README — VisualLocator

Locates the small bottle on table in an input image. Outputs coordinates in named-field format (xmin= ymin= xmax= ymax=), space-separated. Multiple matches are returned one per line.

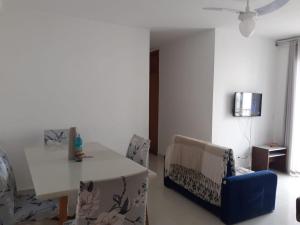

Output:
xmin=74 ymin=134 xmax=84 ymax=162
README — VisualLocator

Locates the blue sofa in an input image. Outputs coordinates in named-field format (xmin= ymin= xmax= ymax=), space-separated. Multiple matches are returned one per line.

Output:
xmin=221 ymin=170 xmax=277 ymax=224
xmin=165 ymin=161 xmax=277 ymax=225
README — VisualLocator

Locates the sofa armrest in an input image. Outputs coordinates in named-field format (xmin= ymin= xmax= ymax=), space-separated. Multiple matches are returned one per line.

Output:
xmin=221 ymin=170 xmax=277 ymax=225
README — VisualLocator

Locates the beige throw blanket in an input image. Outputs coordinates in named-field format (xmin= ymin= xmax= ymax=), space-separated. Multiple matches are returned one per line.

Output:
xmin=165 ymin=135 xmax=235 ymax=206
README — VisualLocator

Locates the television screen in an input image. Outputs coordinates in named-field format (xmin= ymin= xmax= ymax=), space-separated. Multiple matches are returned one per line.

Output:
xmin=233 ymin=92 xmax=262 ymax=117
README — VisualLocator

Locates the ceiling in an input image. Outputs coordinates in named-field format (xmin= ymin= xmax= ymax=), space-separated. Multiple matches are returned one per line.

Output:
xmin=4 ymin=0 xmax=300 ymax=48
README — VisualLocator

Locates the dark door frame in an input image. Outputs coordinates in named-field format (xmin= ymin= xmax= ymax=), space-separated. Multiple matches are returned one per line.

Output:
xmin=149 ymin=50 xmax=159 ymax=155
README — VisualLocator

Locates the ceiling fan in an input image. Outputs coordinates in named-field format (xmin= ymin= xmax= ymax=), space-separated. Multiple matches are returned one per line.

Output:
xmin=203 ymin=0 xmax=290 ymax=37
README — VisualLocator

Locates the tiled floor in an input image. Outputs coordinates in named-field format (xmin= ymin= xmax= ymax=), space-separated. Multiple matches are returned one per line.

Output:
xmin=23 ymin=154 xmax=300 ymax=225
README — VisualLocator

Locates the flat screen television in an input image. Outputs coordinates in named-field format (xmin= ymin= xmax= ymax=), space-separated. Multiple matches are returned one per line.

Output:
xmin=233 ymin=92 xmax=262 ymax=117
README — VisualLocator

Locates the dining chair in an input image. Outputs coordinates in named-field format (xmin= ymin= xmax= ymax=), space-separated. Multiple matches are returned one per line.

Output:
xmin=126 ymin=135 xmax=151 ymax=168
xmin=64 ymin=171 xmax=148 ymax=225
xmin=0 ymin=148 xmax=58 ymax=224
xmin=44 ymin=129 xmax=69 ymax=145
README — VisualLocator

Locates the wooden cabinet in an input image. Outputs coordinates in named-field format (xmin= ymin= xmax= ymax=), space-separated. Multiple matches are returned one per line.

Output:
xmin=252 ymin=146 xmax=287 ymax=172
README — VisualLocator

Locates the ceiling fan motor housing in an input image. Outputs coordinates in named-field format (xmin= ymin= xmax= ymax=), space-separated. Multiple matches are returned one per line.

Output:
xmin=238 ymin=11 xmax=257 ymax=22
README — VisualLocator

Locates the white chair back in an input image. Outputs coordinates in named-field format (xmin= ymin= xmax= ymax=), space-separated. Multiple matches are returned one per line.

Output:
xmin=126 ymin=135 xmax=150 ymax=168
xmin=75 ymin=171 xmax=148 ymax=225
xmin=44 ymin=129 xmax=69 ymax=145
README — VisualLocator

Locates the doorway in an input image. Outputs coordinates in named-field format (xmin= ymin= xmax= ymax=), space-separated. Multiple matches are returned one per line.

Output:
xmin=149 ymin=50 xmax=159 ymax=155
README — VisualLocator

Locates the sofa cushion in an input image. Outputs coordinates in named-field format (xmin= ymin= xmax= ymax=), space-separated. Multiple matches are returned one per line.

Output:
xmin=165 ymin=135 xmax=236 ymax=207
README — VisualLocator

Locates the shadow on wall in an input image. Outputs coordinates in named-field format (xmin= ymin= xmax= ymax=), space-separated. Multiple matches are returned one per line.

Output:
xmin=227 ymin=92 xmax=235 ymax=117
xmin=150 ymin=28 xmax=211 ymax=49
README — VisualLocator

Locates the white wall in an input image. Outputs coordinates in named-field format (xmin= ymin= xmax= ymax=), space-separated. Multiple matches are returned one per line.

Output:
xmin=273 ymin=45 xmax=289 ymax=143
xmin=0 ymin=11 xmax=150 ymax=190
xmin=158 ymin=30 xmax=215 ymax=155
xmin=212 ymin=28 xmax=284 ymax=167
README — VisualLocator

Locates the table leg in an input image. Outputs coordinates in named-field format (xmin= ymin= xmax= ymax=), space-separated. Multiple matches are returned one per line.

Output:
xmin=59 ymin=196 xmax=68 ymax=225
xmin=146 ymin=207 xmax=149 ymax=225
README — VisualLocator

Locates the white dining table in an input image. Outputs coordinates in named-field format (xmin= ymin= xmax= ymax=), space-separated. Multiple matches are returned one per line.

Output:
xmin=24 ymin=142 xmax=154 ymax=225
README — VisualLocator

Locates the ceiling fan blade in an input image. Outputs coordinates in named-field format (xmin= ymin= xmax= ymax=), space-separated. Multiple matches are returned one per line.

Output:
xmin=203 ymin=7 xmax=241 ymax=14
xmin=255 ymin=0 xmax=290 ymax=16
